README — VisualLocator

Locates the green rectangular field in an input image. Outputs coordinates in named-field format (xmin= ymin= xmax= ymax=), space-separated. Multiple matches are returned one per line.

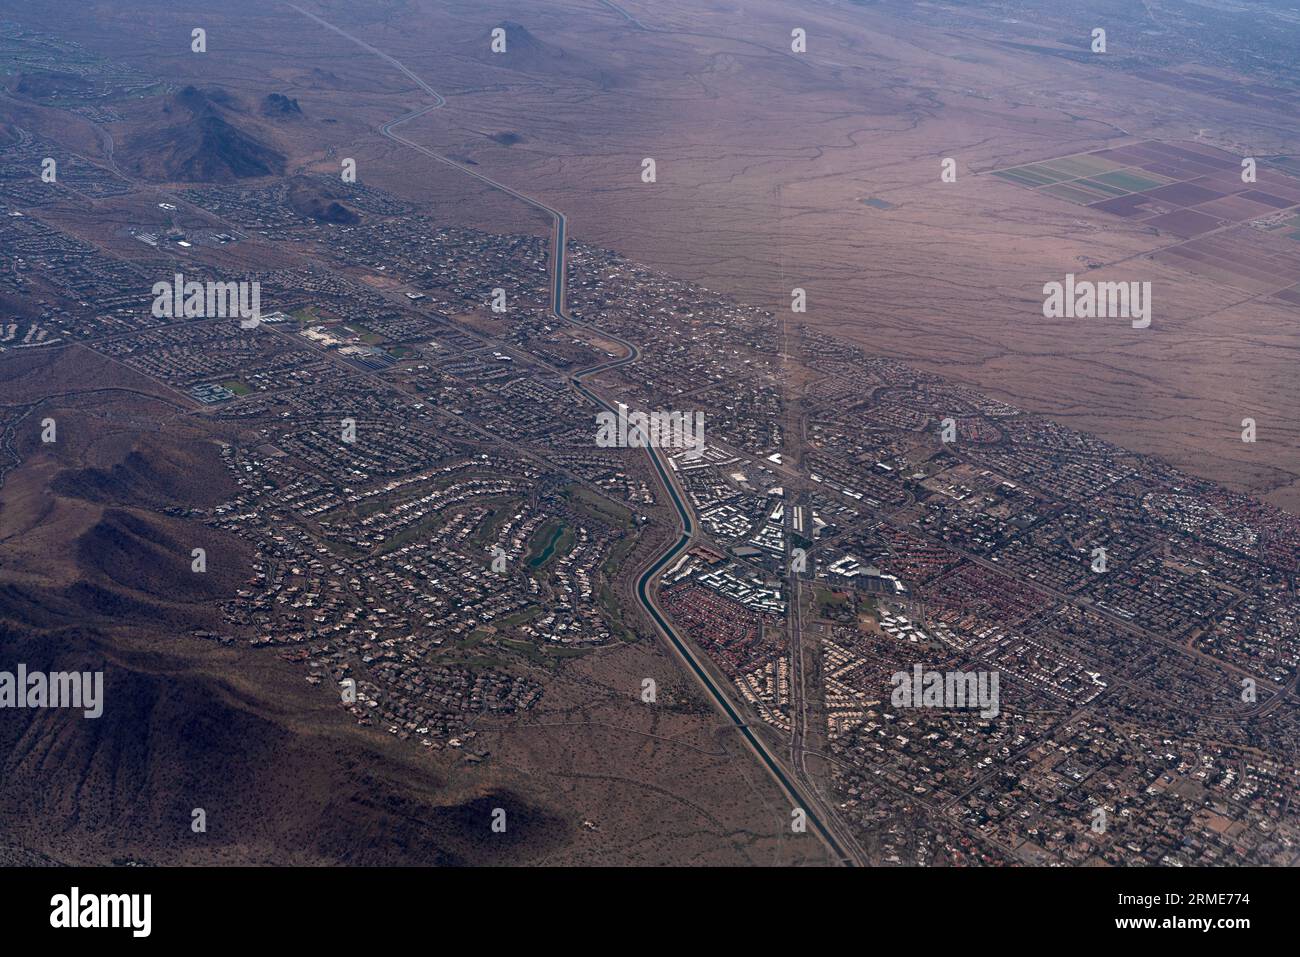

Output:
xmin=1091 ymin=169 xmax=1171 ymax=192
xmin=994 ymin=169 xmax=1044 ymax=187
xmin=1267 ymin=156 xmax=1300 ymax=177
xmin=1075 ymin=177 xmax=1132 ymax=197
xmin=995 ymin=165 xmax=1071 ymax=186
xmin=1037 ymin=154 xmax=1128 ymax=178
xmin=1040 ymin=182 xmax=1113 ymax=205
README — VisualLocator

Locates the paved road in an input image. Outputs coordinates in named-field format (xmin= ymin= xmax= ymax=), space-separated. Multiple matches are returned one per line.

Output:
xmin=288 ymin=2 xmax=857 ymax=866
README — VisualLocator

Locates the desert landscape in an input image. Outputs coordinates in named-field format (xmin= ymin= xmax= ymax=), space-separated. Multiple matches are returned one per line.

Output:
xmin=2 ymin=0 xmax=1299 ymax=874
